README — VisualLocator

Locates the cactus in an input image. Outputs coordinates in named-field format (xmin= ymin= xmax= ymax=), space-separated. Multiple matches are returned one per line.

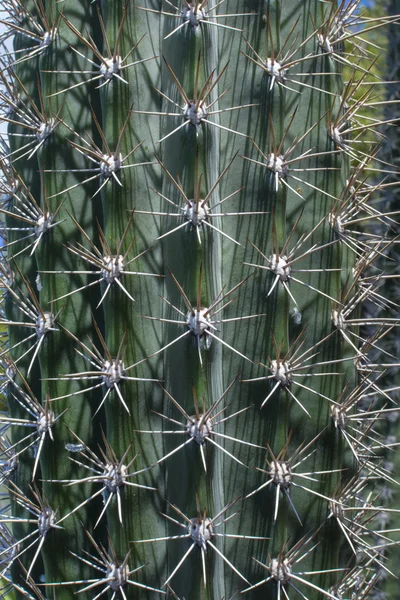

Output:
xmin=0 ymin=0 xmax=399 ymax=599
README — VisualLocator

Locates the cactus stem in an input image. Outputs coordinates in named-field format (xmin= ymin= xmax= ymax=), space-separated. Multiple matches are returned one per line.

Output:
xmin=1 ymin=0 xmax=398 ymax=596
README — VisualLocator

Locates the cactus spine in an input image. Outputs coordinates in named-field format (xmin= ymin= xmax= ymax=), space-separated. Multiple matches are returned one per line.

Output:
xmin=0 ymin=1 xmax=399 ymax=599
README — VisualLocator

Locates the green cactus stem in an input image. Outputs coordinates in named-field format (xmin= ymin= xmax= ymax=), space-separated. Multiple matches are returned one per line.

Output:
xmin=0 ymin=1 xmax=399 ymax=599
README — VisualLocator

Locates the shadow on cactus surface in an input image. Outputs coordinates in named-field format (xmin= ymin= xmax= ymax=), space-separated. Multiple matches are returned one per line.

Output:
xmin=0 ymin=0 xmax=399 ymax=598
